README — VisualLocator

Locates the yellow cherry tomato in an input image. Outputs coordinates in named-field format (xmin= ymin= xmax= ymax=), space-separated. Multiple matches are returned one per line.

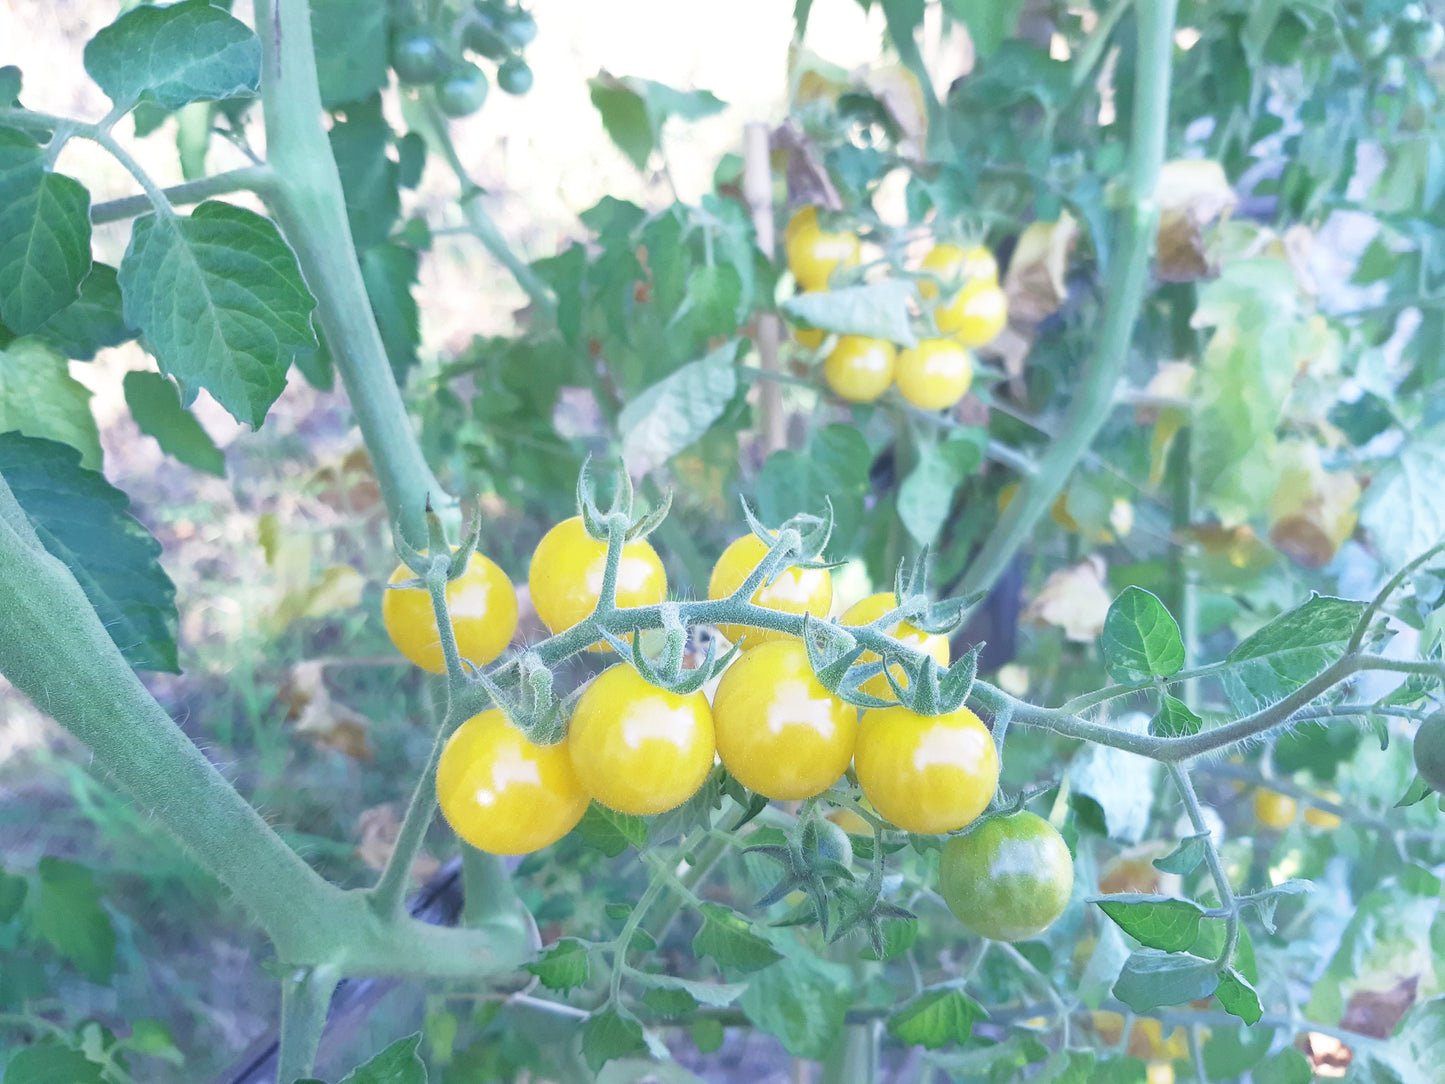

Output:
xmin=938 ymin=279 xmax=1008 ymax=346
xmin=895 ymin=339 xmax=974 ymax=410
xmin=711 ymin=640 xmax=857 ymax=799
xmin=707 ymin=533 xmax=833 ymax=650
xmin=853 ymin=704 xmax=998 ymax=834
xmin=383 ymin=550 xmax=518 ymax=673
xmin=824 ymin=335 xmax=896 ymax=403
xmin=839 ymin=592 xmax=950 ymax=700
xmin=918 ymin=242 xmax=999 ymax=301
xmin=1253 ymin=787 xmax=1298 ymax=829
xmin=527 ymin=516 xmax=666 ymax=650
xmin=785 ymin=206 xmax=861 ymax=292
xmin=566 ymin=664 xmax=716 ymax=815
xmin=436 ymin=709 xmax=589 ymax=854
xmin=793 ymin=325 xmax=827 ymax=351
xmin=783 ymin=205 xmax=817 ymax=246
xmin=1303 ymin=805 xmax=1342 ymax=830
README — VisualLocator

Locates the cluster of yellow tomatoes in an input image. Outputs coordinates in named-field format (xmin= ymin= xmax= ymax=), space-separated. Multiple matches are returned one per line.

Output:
xmin=783 ymin=206 xmax=1009 ymax=411
xmin=380 ymin=517 xmax=1071 ymax=940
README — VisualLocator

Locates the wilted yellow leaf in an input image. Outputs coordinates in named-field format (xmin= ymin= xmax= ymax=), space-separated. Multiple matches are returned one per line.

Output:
xmin=285 ymin=660 xmax=375 ymax=761
xmin=1023 ymin=555 xmax=1112 ymax=642
xmin=1155 ymin=159 xmax=1237 ymax=282
xmin=355 ymin=804 xmax=441 ymax=881
xmin=1268 ymin=440 xmax=1360 ymax=568
xmin=1003 ymin=212 xmax=1079 ymax=324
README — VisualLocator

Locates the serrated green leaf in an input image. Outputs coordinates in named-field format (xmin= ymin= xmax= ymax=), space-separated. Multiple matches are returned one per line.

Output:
xmin=1215 ymin=967 xmax=1263 ymax=1025
xmin=0 ymin=130 xmax=92 ymax=334
xmin=83 ymin=0 xmax=260 ymax=110
xmin=359 ymin=243 xmax=420 ymax=386
xmin=118 ymin=200 xmax=317 ymax=428
xmin=580 ymin=1009 xmax=647 ymax=1072
xmin=897 ymin=436 xmax=981 ymax=547
xmin=311 ymin=0 xmax=388 ymax=109
xmin=1112 ymin=950 xmax=1218 ymax=1012
xmin=691 ymin=903 xmax=782 ymax=972
xmin=1153 ymin=834 xmax=1208 ymax=875
xmin=0 ymin=338 xmax=102 ymax=469
xmin=576 ymin=804 xmax=648 ymax=857
xmin=32 ymin=857 xmax=115 ymax=983
xmin=738 ymin=946 xmax=853 ymax=1060
xmin=1094 ymin=895 xmax=1205 ymax=952
xmin=0 ymin=868 xmax=27 ymax=923
xmin=1 ymin=1046 xmax=107 ymax=1084
xmin=886 ymin=986 xmax=986 ymax=1049
xmin=123 ymin=370 xmax=225 ymax=477
xmin=1221 ymin=594 xmax=1366 ymax=713
xmin=334 ymin=1034 xmax=426 ymax=1084
xmin=331 ymin=107 xmax=400 ymax=250
xmin=1150 ymin=693 xmax=1202 ymax=738
xmin=1102 ymin=587 xmax=1185 ymax=683
xmin=620 ymin=340 xmax=740 ymax=474
xmin=781 ymin=280 xmax=919 ymax=346
xmin=524 ymin=938 xmax=590 ymax=993
xmin=633 ymin=972 xmax=748 ymax=1008
xmin=30 ymin=264 xmax=133 ymax=360
xmin=641 ymin=986 xmax=698 ymax=1017
xmin=0 ymin=432 xmax=178 ymax=672
xmin=1361 ymin=433 xmax=1445 ymax=575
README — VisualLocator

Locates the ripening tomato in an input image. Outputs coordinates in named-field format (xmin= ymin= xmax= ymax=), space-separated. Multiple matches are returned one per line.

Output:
xmin=938 ymin=278 xmax=1008 ymax=347
xmin=894 ymin=339 xmax=973 ymax=410
xmin=1414 ymin=711 xmax=1445 ymax=792
xmin=793 ymin=324 xmax=827 ymax=351
xmin=840 ymin=592 xmax=950 ymax=700
xmin=436 ymin=62 xmax=490 ymax=117
xmin=566 ymin=664 xmax=716 ymax=815
xmin=824 ymin=336 xmax=896 ymax=403
xmin=383 ymin=550 xmax=518 ymax=673
xmin=436 ymin=709 xmax=588 ymax=854
xmin=853 ymin=704 xmax=998 ymax=834
xmin=918 ymin=242 xmax=999 ymax=301
xmin=528 ymin=516 xmax=666 ymax=650
xmin=711 ymin=640 xmax=857 ymax=800
xmin=707 ymin=533 xmax=833 ymax=650
xmin=784 ymin=206 xmax=861 ymax=292
xmin=1253 ymin=787 xmax=1297 ymax=829
xmin=1302 ymin=806 xmax=1342 ymax=830
xmin=938 ymin=811 xmax=1074 ymax=941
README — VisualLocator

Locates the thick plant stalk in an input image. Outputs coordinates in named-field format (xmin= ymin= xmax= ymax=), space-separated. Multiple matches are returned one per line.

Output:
xmin=744 ymin=122 xmax=786 ymax=453
xmin=960 ymin=0 xmax=1179 ymax=597
xmin=277 ymin=965 xmax=341 ymax=1082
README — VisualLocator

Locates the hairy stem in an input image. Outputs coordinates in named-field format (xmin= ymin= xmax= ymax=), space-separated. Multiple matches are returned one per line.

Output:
xmin=277 ymin=964 xmax=340 ymax=1082
xmin=90 ymin=165 xmax=276 ymax=224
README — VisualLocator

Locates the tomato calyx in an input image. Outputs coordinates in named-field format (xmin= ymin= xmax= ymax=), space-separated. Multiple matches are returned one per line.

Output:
xmin=599 ymin=601 xmax=738 ymax=696
xmin=470 ymin=649 xmax=570 ymax=745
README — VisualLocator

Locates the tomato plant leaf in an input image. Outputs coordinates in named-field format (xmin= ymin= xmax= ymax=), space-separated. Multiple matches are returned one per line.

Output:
xmin=691 ymin=903 xmax=782 ymax=973
xmin=0 ymin=129 xmax=92 ymax=335
xmin=1086 ymin=1057 xmax=1148 ymax=1084
xmin=0 ymin=432 xmax=178 ymax=672
xmin=330 ymin=104 xmax=401 ymax=251
xmin=525 ymin=939 xmax=590 ymax=993
xmin=1068 ymin=715 xmax=1158 ymax=843
xmin=1153 ymin=833 xmax=1208 ymax=875
xmin=333 ymin=1034 xmax=426 ymax=1084
xmin=1 ymin=1046 xmax=106 ymax=1084
xmin=0 ymin=868 xmax=27 ymax=923
xmin=123 ymin=371 xmax=226 ymax=477
xmin=31 ymin=857 xmax=115 ymax=984
xmin=359 ymin=243 xmax=421 ymax=386
xmin=1397 ymin=773 xmax=1434 ymax=808
xmin=1036 ymin=1049 xmax=1095 ymax=1083
xmin=632 ymin=972 xmax=748 ymax=1008
xmin=1112 ymin=950 xmax=1218 ymax=1012
xmin=588 ymin=73 xmax=725 ymax=171
xmin=781 ymin=280 xmax=919 ymax=347
xmin=1093 ymin=894 xmax=1205 ymax=952
xmin=897 ymin=434 xmax=983 ymax=547
xmin=1150 ymin=694 xmax=1202 ymax=739
xmin=886 ymin=985 xmax=986 ymax=1049
xmin=1361 ymin=432 xmax=1445 ymax=575
xmin=27 ymin=264 xmax=134 ymax=361
xmin=1251 ymin=1049 xmax=1312 ymax=1084
xmin=738 ymin=946 xmax=852 ymax=1060
xmin=944 ymin=0 xmax=1027 ymax=58
xmin=691 ymin=1017 xmax=724 ymax=1055
xmin=579 ymin=1008 xmax=648 ymax=1072
xmin=0 ymin=339 xmax=103 ymax=470
xmin=1203 ymin=1024 xmax=1274 ymax=1077
xmin=1221 ymin=594 xmax=1365 ymax=713
xmin=620 ymin=340 xmax=740 ymax=474
xmin=576 ymin=803 xmax=648 ymax=856
xmin=118 ymin=200 xmax=318 ymax=429
xmin=1215 ymin=967 xmax=1263 ymax=1025
xmin=755 ymin=425 xmax=873 ymax=556
xmin=311 ymin=0 xmax=388 ymax=109
xmin=83 ymin=0 xmax=260 ymax=111
xmin=1101 ymin=587 xmax=1185 ymax=683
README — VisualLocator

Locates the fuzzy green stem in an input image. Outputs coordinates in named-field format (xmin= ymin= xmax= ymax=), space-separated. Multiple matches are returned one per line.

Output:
xmin=277 ymin=964 xmax=340 ymax=1082
xmin=1168 ymin=764 xmax=1237 ymax=965
xmin=89 ymin=166 xmax=276 ymax=224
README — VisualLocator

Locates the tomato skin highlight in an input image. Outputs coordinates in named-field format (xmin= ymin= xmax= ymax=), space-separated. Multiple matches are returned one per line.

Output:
xmin=894 ymin=339 xmax=973 ymax=410
xmin=436 ymin=709 xmax=589 ymax=854
xmin=853 ymin=705 xmax=998 ymax=834
xmin=567 ymin=664 xmax=716 ymax=815
xmin=707 ymin=533 xmax=833 ymax=650
xmin=824 ymin=336 xmax=896 ymax=403
xmin=938 ymin=811 xmax=1074 ymax=942
xmin=939 ymin=279 xmax=1008 ymax=347
xmin=711 ymin=640 xmax=857 ymax=800
xmin=839 ymin=592 xmax=950 ymax=700
xmin=383 ymin=551 xmax=518 ymax=673
xmin=528 ymin=516 xmax=666 ymax=650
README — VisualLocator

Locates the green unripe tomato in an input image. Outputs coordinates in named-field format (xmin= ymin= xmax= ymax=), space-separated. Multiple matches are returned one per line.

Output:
xmin=497 ymin=56 xmax=534 ymax=95
xmin=436 ymin=62 xmax=490 ymax=117
xmin=938 ymin=811 xmax=1074 ymax=942
xmin=463 ymin=20 xmax=510 ymax=61
xmin=814 ymin=819 xmax=853 ymax=869
xmin=499 ymin=9 xmax=538 ymax=48
xmin=391 ymin=27 xmax=448 ymax=86
xmin=1413 ymin=711 xmax=1445 ymax=793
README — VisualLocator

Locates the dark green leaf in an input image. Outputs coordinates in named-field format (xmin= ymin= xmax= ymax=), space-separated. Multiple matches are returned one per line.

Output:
xmin=579 ymin=1009 xmax=647 ymax=1072
xmin=1102 ymin=587 xmax=1186 ymax=683
xmin=641 ymin=986 xmax=698 ymax=1017
xmin=119 ymin=201 xmax=318 ymax=428
xmin=0 ymin=66 xmax=19 ymax=105
xmin=897 ymin=436 xmax=980 ymax=547
xmin=1112 ymin=951 xmax=1218 ymax=1012
xmin=781 ymin=280 xmax=919 ymax=346
xmin=395 ymin=133 xmax=426 ymax=190
xmin=0 ymin=868 xmax=26 ymax=922
xmin=1086 ymin=1057 xmax=1147 ymax=1084
xmin=1068 ymin=717 xmax=1159 ymax=842
xmin=691 ymin=1017 xmax=724 ymax=1054
xmin=691 ymin=903 xmax=782 ymax=973
xmin=0 ymin=432 xmax=178 ymax=671
xmin=619 ymin=340 xmax=739 ymax=473
xmin=588 ymin=73 xmax=725 ymax=171
xmin=1151 ymin=694 xmax=1202 ymax=739
xmin=334 ymin=1034 xmax=426 ymax=1084
xmin=83 ymin=0 xmax=260 ymax=109
xmin=32 ymin=857 xmax=115 ymax=983
xmin=360 ymin=244 xmax=420 ymax=385
xmin=0 ymin=130 xmax=91 ymax=334
xmin=1215 ymin=968 xmax=1263 ymax=1025
xmin=1153 ymin=834 xmax=1208 ymax=875
xmin=525 ymin=939 xmax=590 ymax=992
xmin=331 ymin=107 xmax=400 ymax=250
xmin=311 ymin=0 xmax=388 ymax=108
xmin=1 ymin=1046 xmax=106 ymax=1084
xmin=576 ymin=804 xmax=648 ymax=857
xmin=1222 ymin=594 xmax=1366 ymax=713
xmin=1252 ymin=1049 xmax=1312 ymax=1084
xmin=886 ymin=986 xmax=986 ymax=1049
xmin=0 ymin=339 xmax=102 ymax=469
xmin=739 ymin=948 xmax=852 ymax=1060
xmin=123 ymin=371 xmax=226 ymax=477
xmin=633 ymin=972 xmax=747 ymax=1008
xmin=30 ymin=264 xmax=133 ymax=360
xmin=944 ymin=0 xmax=1026 ymax=57
xmin=1094 ymin=895 xmax=1205 ymax=953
